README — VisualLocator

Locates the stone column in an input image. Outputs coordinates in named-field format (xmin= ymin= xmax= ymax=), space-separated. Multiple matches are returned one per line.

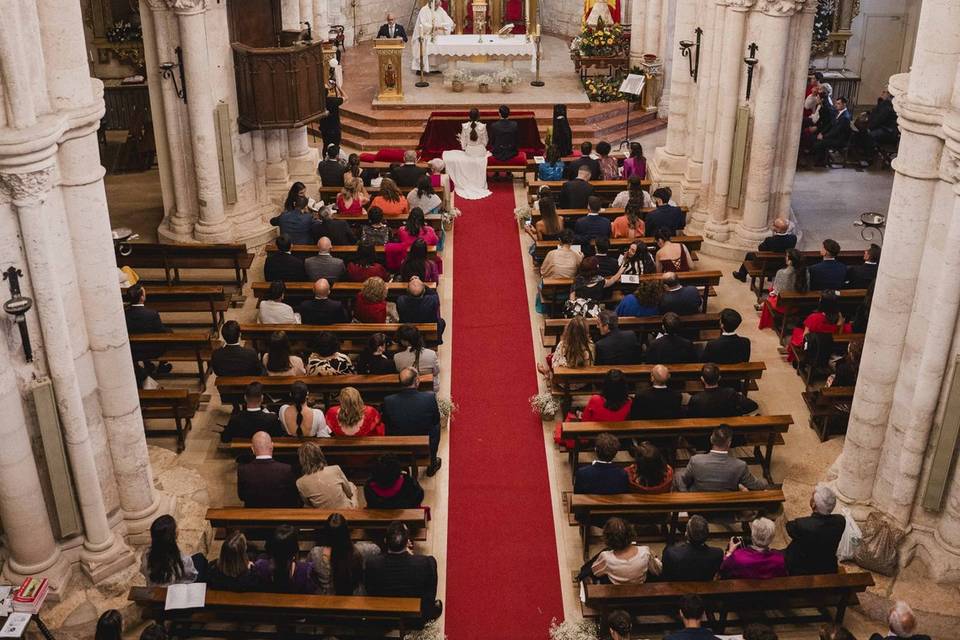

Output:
xmin=652 ymin=0 xmax=696 ymax=186
xmin=138 ymin=0 xmax=176 ymax=221
xmin=168 ymin=0 xmax=232 ymax=242
xmin=678 ymin=0 xmax=717 ymax=204
xmin=644 ymin=0 xmax=662 ymax=62
xmin=629 ymin=0 xmax=646 ymax=67
xmin=266 ymin=130 xmax=290 ymax=186
xmin=314 ymin=0 xmax=331 ymax=43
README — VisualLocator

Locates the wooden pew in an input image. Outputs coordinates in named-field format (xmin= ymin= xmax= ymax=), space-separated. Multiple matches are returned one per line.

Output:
xmin=790 ymin=333 xmax=864 ymax=386
xmin=317 ymin=184 xmax=381 ymax=201
xmin=570 ymin=490 xmax=785 ymax=558
xmin=215 ymin=374 xmax=433 ymax=409
xmin=530 ymin=206 xmax=690 ymax=226
xmin=239 ymin=323 xmax=440 ymax=352
xmin=123 ymin=285 xmax=229 ymax=333
xmin=541 ymin=270 xmax=721 ymax=317
xmin=769 ymin=289 xmax=866 ymax=339
xmin=533 ymin=235 xmax=703 ymax=261
xmin=542 ymin=313 xmax=720 ymax=347
xmin=581 ymin=572 xmax=875 ymax=632
xmin=251 ymin=281 xmax=436 ymax=303
xmin=525 ymin=174 xmax=650 ymax=203
xmin=116 ymin=242 xmax=254 ymax=287
xmin=561 ymin=415 xmax=794 ymax=482
xmin=226 ymin=436 xmax=431 ymax=478
xmin=802 ymin=386 xmax=854 ymax=441
xmin=129 ymin=586 xmax=423 ymax=638
xmin=129 ymin=332 xmax=215 ymax=388
xmin=746 ymin=249 xmax=867 ymax=296
xmin=139 ymin=389 xmax=201 ymax=453
xmin=206 ymin=507 xmax=428 ymax=542
xmin=265 ymin=242 xmax=437 ymax=260
xmin=282 ymin=210 xmax=442 ymax=230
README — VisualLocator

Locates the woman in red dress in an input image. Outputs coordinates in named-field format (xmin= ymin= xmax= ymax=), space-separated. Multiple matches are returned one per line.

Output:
xmin=353 ymin=276 xmax=387 ymax=323
xmin=556 ymin=369 xmax=632 ymax=448
xmin=787 ymin=290 xmax=851 ymax=363
xmin=336 ymin=177 xmax=367 ymax=217
xmin=759 ymin=249 xmax=808 ymax=331
xmin=654 ymin=227 xmax=693 ymax=273
xmin=346 ymin=240 xmax=390 ymax=283
xmin=325 ymin=387 xmax=385 ymax=437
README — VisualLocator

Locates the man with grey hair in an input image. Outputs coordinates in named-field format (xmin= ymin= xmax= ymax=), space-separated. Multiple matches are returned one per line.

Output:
xmin=661 ymin=514 xmax=723 ymax=581
xmin=391 ymin=150 xmax=428 ymax=188
xmin=870 ymin=601 xmax=931 ymax=640
xmin=732 ymin=217 xmax=798 ymax=282
xmin=784 ymin=484 xmax=846 ymax=575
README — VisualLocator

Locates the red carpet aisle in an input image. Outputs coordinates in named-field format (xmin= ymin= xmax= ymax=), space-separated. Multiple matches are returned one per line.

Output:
xmin=445 ymin=182 xmax=564 ymax=638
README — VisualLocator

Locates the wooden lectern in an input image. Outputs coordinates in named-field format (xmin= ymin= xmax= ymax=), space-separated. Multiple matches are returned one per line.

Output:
xmin=374 ymin=39 xmax=405 ymax=102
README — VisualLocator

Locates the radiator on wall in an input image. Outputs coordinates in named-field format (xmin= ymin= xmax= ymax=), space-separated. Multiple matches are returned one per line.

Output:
xmin=31 ymin=378 xmax=82 ymax=539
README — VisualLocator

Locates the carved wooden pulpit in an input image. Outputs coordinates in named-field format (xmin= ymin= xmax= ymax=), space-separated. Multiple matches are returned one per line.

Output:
xmin=374 ymin=39 xmax=405 ymax=102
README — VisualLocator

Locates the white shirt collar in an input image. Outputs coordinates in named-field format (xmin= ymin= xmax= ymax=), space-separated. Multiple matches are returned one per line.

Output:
xmin=592 ymin=459 xmax=613 ymax=465
xmin=132 ymin=303 xmax=145 ymax=307
xmin=652 ymin=384 xmax=668 ymax=389
xmin=255 ymin=455 xmax=272 ymax=460
xmin=709 ymin=449 xmax=728 ymax=455
xmin=225 ymin=341 xmax=241 ymax=347
xmin=721 ymin=331 xmax=738 ymax=336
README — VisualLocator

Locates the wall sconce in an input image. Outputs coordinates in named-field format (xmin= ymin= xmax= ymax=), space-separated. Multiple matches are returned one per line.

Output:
xmin=159 ymin=46 xmax=187 ymax=103
xmin=3 ymin=267 xmax=34 ymax=363
xmin=679 ymin=27 xmax=703 ymax=82
xmin=301 ymin=21 xmax=312 ymax=42
xmin=744 ymin=42 xmax=759 ymax=100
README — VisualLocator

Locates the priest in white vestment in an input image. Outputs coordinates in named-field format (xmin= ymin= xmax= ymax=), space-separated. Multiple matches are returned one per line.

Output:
xmin=411 ymin=0 xmax=456 ymax=72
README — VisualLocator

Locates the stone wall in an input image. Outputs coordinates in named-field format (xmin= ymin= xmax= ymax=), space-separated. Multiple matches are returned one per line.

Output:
xmin=540 ymin=0 xmax=584 ymax=37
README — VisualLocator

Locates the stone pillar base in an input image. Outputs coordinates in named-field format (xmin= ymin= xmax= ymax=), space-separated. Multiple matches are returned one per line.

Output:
xmin=733 ymin=220 xmax=770 ymax=249
xmin=266 ymin=162 xmax=290 ymax=186
xmin=122 ymin=491 xmax=174 ymax=545
xmin=78 ymin=537 xmax=136 ymax=584
xmin=703 ymin=218 xmax=733 ymax=244
xmin=650 ymin=147 xmax=687 ymax=188
xmin=679 ymin=160 xmax=703 ymax=204
xmin=287 ymin=148 xmax=320 ymax=185
xmin=193 ymin=218 xmax=234 ymax=243
xmin=3 ymin=553 xmax=73 ymax=601
xmin=230 ymin=201 xmax=280 ymax=247
xmin=158 ymin=221 xmax=196 ymax=244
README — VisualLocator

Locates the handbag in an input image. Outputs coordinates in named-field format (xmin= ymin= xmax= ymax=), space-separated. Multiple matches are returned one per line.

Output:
xmin=853 ymin=511 xmax=905 ymax=576
xmin=836 ymin=507 xmax=862 ymax=561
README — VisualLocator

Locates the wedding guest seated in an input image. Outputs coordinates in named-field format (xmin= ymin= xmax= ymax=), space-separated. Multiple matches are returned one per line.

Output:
xmin=743 ymin=624 xmax=779 ymax=640
xmin=305 ymin=237 xmax=347 ymax=283
xmin=732 ymin=218 xmax=797 ymax=282
xmin=593 ymin=238 xmax=620 ymax=277
xmin=207 ymin=531 xmax=258 ymax=592
xmin=542 ymin=315 xmax=595 ymax=378
xmin=221 ymin=381 xmax=284 ymax=442
xmin=390 ymin=150 xmax=428 ymax=188
xmin=580 ymin=369 xmax=634 ymax=422
xmin=644 ymin=313 xmax=699 ymax=364
xmin=346 ymin=240 xmax=389 ymax=282
xmin=559 ymin=165 xmax=595 ymax=209
xmin=758 ymin=248 xmax=808 ymax=329
xmin=664 ymin=595 xmax=721 ymax=640
xmin=356 ymin=333 xmax=396 ymax=375
xmin=326 ymin=386 xmax=385 ymax=437
xmin=265 ymin=235 xmax=307 ymax=282
xmin=253 ymin=525 xmax=318 ymax=594
xmin=394 ymin=324 xmax=440 ymax=390
xmin=611 ymin=200 xmax=647 ymax=239
xmin=400 ymin=238 xmax=440 ymax=283
xmin=270 ymin=194 xmax=313 ymax=245
xmin=95 ymin=610 xmax=123 ymax=640
xmin=583 ymin=517 xmax=661 ymax=584
xmin=355 ymin=277 xmax=388 ymax=323
xmin=851 ymin=282 xmax=873 ymax=333
xmin=311 ymin=207 xmax=356 ymax=245
xmin=125 ymin=284 xmax=173 ymax=381
xmin=564 ymin=141 xmax=601 ymax=180
xmin=605 ymin=610 xmax=633 ymax=640
xmin=382 ymin=368 xmax=442 ymax=475
xmin=397 ymin=277 xmax=446 ymax=339
xmin=297 ymin=440 xmax=359 ymax=509
xmin=307 ymin=332 xmax=356 ymax=375
xmin=397 ymin=207 xmax=439 ymax=246
xmin=427 ymin=158 xmax=451 ymax=194
xmin=364 ymin=454 xmax=425 ymax=509
xmin=212 ymin=322 xmax=263 ymax=407
xmin=300 ymin=278 xmax=349 ymax=325
xmin=645 ymin=188 xmax=686 ymax=238
xmin=869 ymin=601 xmax=932 ymax=640
xmin=596 ymin=310 xmax=642 ymax=365
xmin=524 ymin=196 xmax=565 ymax=242
xmin=566 ymin=256 xmax=625 ymax=314
xmin=626 ymin=441 xmax=673 ymax=493
xmin=538 ymin=144 xmax=565 ymax=181
xmin=611 ymin=174 xmax=653 ymax=209
xmin=574 ymin=433 xmax=630 ymax=494
xmin=787 ymin=290 xmax=850 ymax=363
xmin=318 ymin=144 xmax=346 ymax=187
xmin=661 ymin=515 xmax=723 ymax=581
xmin=139 ymin=624 xmax=168 ymax=640
xmin=655 ymin=227 xmax=693 ymax=273
xmin=360 ymin=207 xmax=392 ymax=245
xmin=845 ymin=243 xmax=880 ymax=289
xmin=618 ymin=241 xmax=658 ymax=279
xmin=336 ymin=177 xmax=367 ymax=217
xmin=343 ymin=153 xmax=368 ymax=191
xmin=628 ymin=365 xmax=683 ymax=420
xmin=238 ymin=431 xmax=303 ymax=507
xmin=719 ymin=517 xmax=787 ymax=579
xmin=785 ymin=484 xmax=846 ymax=575
xmin=808 ymin=239 xmax=847 ymax=290
xmin=141 ymin=514 xmax=203 ymax=586
xmin=574 ymin=196 xmax=613 ymax=242
xmin=674 ymin=426 xmax=767 ymax=491
xmin=309 ymin=514 xmax=380 ymax=595
xmin=830 ymin=340 xmax=862 ymax=387
xmin=540 ymin=229 xmax=583 ymax=279
xmin=407 ymin=177 xmax=442 ymax=216
xmin=659 ymin=272 xmax=703 ymax=315
xmin=279 ymin=382 xmax=332 ymax=437
xmin=365 ymin=522 xmax=443 ymax=620
xmin=701 ymin=308 xmax=751 ymax=363
xmin=258 ymin=281 xmax=301 ymax=324
xmin=596 ymin=141 xmax=620 ymax=180
xmin=686 ymin=364 xmax=759 ymax=417
xmin=369 ymin=178 xmax=410 ymax=217
xmin=622 ymin=141 xmax=647 ymax=179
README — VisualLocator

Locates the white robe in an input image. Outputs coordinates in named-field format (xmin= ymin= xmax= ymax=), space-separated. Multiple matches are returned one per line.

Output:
xmin=411 ymin=4 xmax=456 ymax=72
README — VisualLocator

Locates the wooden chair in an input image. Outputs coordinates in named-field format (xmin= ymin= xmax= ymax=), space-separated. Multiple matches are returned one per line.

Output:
xmin=139 ymin=389 xmax=201 ymax=453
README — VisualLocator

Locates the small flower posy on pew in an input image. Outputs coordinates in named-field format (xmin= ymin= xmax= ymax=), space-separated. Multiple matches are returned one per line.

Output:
xmin=514 ymin=205 xmax=533 ymax=225
xmin=437 ymin=396 xmax=458 ymax=427
xmin=440 ymin=207 xmax=462 ymax=227
xmin=530 ymin=392 xmax=561 ymax=420
xmin=548 ymin=617 xmax=600 ymax=640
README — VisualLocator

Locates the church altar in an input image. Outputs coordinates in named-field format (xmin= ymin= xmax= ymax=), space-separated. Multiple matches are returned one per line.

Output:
xmin=427 ymin=34 xmax=537 ymax=72
xmin=417 ymin=110 xmax=544 ymax=160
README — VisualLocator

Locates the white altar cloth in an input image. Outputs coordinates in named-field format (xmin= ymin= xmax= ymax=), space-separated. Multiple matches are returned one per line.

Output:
xmin=426 ymin=34 xmax=537 ymax=72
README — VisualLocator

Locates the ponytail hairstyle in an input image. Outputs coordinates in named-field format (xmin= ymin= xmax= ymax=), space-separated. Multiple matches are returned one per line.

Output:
xmin=347 ymin=153 xmax=361 ymax=178
xmin=469 ymin=107 xmax=480 ymax=142
xmin=397 ymin=324 xmax=425 ymax=370
xmin=290 ymin=380 xmax=309 ymax=437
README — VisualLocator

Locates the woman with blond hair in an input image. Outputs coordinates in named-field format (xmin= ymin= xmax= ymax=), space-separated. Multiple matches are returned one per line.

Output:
xmin=354 ymin=276 xmax=388 ymax=323
xmin=296 ymin=440 xmax=359 ymax=509
xmin=369 ymin=177 xmax=409 ymax=217
xmin=336 ymin=177 xmax=367 ymax=217
xmin=551 ymin=315 xmax=595 ymax=370
xmin=325 ymin=387 xmax=385 ymax=437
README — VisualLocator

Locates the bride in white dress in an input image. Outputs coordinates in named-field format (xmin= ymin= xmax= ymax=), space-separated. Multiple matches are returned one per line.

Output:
xmin=441 ymin=108 xmax=491 ymax=200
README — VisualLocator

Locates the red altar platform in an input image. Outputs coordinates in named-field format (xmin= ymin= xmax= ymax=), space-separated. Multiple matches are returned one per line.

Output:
xmin=417 ymin=110 xmax=545 ymax=161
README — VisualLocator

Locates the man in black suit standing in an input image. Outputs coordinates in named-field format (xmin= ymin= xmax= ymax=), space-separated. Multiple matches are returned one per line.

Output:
xmin=701 ymin=309 xmax=751 ymax=364
xmin=563 ymin=141 xmax=601 ymax=180
xmin=785 ymin=485 xmax=846 ymax=575
xmin=236 ymin=431 xmax=301 ymax=508
xmin=645 ymin=313 xmax=699 ymax=364
xmin=390 ymin=150 xmax=428 ymax=188
xmin=574 ymin=433 xmax=629 ymax=494
xmin=628 ymin=365 xmax=683 ymax=419
xmin=382 ymin=368 xmax=442 ymax=475
xmin=559 ymin=166 xmax=594 ymax=209
xmin=264 ymin=235 xmax=307 ymax=283
xmin=813 ymin=96 xmax=852 ymax=164
xmin=644 ymin=188 xmax=686 ymax=238
xmin=661 ymin=515 xmax=723 ymax=581
xmin=317 ymin=144 xmax=345 ymax=187
xmin=221 ymin=382 xmax=285 ymax=443
xmin=845 ymin=243 xmax=880 ymax=289
xmin=732 ymin=217 xmax=797 ymax=282
xmin=488 ymin=105 xmax=519 ymax=176
xmin=124 ymin=284 xmax=173 ymax=381
xmin=300 ymin=278 xmax=349 ymax=325
xmin=595 ymin=310 xmax=642 ymax=365
xmin=376 ymin=13 xmax=408 ymax=41
xmin=686 ymin=363 xmax=758 ymax=418
xmin=365 ymin=522 xmax=443 ymax=620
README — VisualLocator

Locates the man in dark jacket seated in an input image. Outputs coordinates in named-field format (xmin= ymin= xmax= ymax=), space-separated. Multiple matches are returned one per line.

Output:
xmin=595 ymin=310 xmax=642 ymax=365
xmin=211 ymin=320 xmax=264 ymax=408
xmin=382 ymin=368 xmax=442 ymax=476
xmin=808 ymin=238 xmax=848 ymax=290
xmin=221 ymin=382 xmax=284 ymax=443
xmin=686 ymin=363 xmax=759 ymax=418
xmin=659 ymin=272 xmax=703 ymax=316
xmin=365 ymin=521 xmax=443 ymax=621
xmin=236 ymin=431 xmax=300 ymax=508
xmin=644 ymin=188 xmax=686 ymax=238
xmin=732 ymin=217 xmax=798 ymax=282
xmin=845 ymin=243 xmax=880 ymax=289
xmin=785 ymin=485 xmax=846 ymax=575
xmin=628 ymin=365 xmax=683 ymax=419
xmin=559 ymin=165 xmax=594 ymax=209
xmin=124 ymin=283 xmax=174 ymax=382
xmin=264 ymin=235 xmax=307 ymax=282
xmin=317 ymin=144 xmax=345 ymax=187
xmin=397 ymin=277 xmax=446 ymax=341
xmin=701 ymin=308 xmax=751 ymax=364
xmin=563 ymin=141 xmax=602 ymax=180
xmin=310 ymin=207 xmax=357 ymax=245
xmin=574 ymin=433 xmax=629 ymax=494
xmin=660 ymin=515 xmax=723 ymax=581
xmin=645 ymin=313 xmax=699 ymax=364
xmin=299 ymin=278 xmax=349 ymax=325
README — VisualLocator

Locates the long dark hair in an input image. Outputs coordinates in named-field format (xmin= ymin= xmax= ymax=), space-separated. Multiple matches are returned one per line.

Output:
xmin=545 ymin=144 xmax=561 ymax=164
xmin=266 ymin=331 xmax=293 ymax=373
xmin=147 ymin=515 xmax=185 ymax=585
xmin=266 ymin=525 xmax=299 ymax=589
xmin=326 ymin=514 xmax=363 ymax=595
xmin=629 ymin=142 xmax=645 ymax=160
xmin=539 ymin=197 xmax=561 ymax=236
xmin=354 ymin=239 xmax=378 ymax=267
xmin=401 ymin=238 xmax=429 ymax=281
xmin=818 ymin=291 xmax=841 ymax=324
xmin=356 ymin=333 xmax=389 ymax=374
xmin=624 ymin=241 xmax=655 ymax=274
xmin=397 ymin=324 xmax=425 ymax=369
xmin=405 ymin=207 xmax=426 ymax=237
xmin=415 ymin=178 xmax=435 ymax=200
xmin=94 ymin=610 xmax=123 ymax=640
xmin=633 ymin=441 xmax=668 ymax=487
xmin=601 ymin=369 xmax=629 ymax=411
xmin=786 ymin=248 xmax=808 ymax=293
xmin=624 ymin=201 xmax=643 ymax=233
xmin=346 ymin=153 xmax=361 ymax=178
xmin=284 ymin=182 xmax=306 ymax=211
xmin=469 ymin=107 xmax=480 ymax=142
xmin=290 ymin=381 xmax=309 ymax=437
xmin=552 ymin=104 xmax=573 ymax=155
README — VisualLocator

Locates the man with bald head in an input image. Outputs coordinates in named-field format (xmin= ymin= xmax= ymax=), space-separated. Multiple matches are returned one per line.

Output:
xmin=376 ymin=12 xmax=408 ymax=40
xmin=305 ymin=236 xmax=346 ymax=283
xmin=236 ymin=431 xmax=300 ymax=508
xmin=382 ymin=368 xmax=442 ymax=476
xmin=397 ymin=276 xmax=446 ymax=340
xmin=733 ymin=217 xmax=797 ymax=282
xmin=870 ymin=601 xmax=931 ymax=640
xmin=628 ymin=365 xmax=683 ymax=419
xmin=299 ymin=278 xmax=348 ymax=325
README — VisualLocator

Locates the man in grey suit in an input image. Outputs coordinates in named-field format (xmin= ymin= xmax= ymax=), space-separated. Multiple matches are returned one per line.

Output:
xmin=304 ymin=236 xmax=346 ymax=283
xmin=674 ymin=425 xmax=767 ymax=492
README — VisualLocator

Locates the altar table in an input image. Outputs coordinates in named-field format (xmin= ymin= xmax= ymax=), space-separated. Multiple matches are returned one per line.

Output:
xmin=418 ymin=110 xmax=545 ymax=160
xmin=426 ymin=34 xmax=537 ymax=72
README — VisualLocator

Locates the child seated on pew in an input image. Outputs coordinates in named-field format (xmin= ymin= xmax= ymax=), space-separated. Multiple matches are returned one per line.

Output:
xmin=141 ymin=514 xmax=207 ymax=587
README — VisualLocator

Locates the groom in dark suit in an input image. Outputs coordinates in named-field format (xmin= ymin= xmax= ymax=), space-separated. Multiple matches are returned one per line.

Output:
xmin=488 ymin=105 xmax=519 ymax=179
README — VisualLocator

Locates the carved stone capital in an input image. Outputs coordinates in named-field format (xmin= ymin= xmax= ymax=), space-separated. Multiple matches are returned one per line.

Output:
xmin=718 ymin=0 xmax=757 ymax=11
xmin=758 ymin=0 xmax=807 ymax=16
xmin=142 ymin=0 xmax=168 ymax=11
xmin=165 ymin=0 xmax=206 ymax=14
xmin=0 ymin=168 xmax=54 ymax=204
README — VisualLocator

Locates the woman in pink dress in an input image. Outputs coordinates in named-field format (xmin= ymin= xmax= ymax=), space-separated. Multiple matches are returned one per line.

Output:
xmin=621 ymin=142 xmax=647 ymax=179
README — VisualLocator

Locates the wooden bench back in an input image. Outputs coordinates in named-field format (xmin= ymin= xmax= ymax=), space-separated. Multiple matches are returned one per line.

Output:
xmin=215 ymin=374 xmax=432 ymax=405
xmin=552 ymin=362 xmax=766 ymax=391
xmin=543 ymin=313 xmax=719 ymax=337
xmin=561 ymin=414 xmax=793 ymax=439
xmin=534 ymin=235 xmax=703 ymax=259
xmin=116 ymin=242 xmax=254 ymax=285
xmin=570 ymin=489 xmax=785 ymax=516
xmin=206 ymin=506 xmax=426 ymax=532
xmin=251 ymin=281 xmax=435 ymax=301
xmin=240 ymin=323 xmax=440 ymax=347
xmin=266 ymin=243 xmax=438 ymax=259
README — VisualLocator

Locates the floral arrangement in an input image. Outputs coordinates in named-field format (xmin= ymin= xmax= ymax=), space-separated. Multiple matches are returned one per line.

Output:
xmin=548 ymin=618 xmax=599 ymax=640
xmin=582 ymin=74 xmax=625 ymax=102
xmin=106 ymin=20 xmax=142 ymax=43
xmin=530 ymin=392 xmax=561 ymax=420
xmin=514 ymin=205 xmax=533 ymax=225
xmin=446 ymin=68 xmax=472 ymax=84
xmin=437 ymin=397 xmax=459 ymax=425
xmin=475 ymin=74 xmax=495 ymax=87
xmin=495 ymin=68 xmax=521 ymax=86
xmin=440 ymin=207 xmax=462 ymax=227
xmin=577 ymin=20 xmax=626 ymax=58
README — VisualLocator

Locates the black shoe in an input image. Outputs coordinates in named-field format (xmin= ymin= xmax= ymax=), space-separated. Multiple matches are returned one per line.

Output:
xmin=157 ymin=362 xmax=173 ymax=375
xmin=426 ymin=458 xmax=442 ymax=477
xmin=732 ymin=270 xmax=747 ymax=283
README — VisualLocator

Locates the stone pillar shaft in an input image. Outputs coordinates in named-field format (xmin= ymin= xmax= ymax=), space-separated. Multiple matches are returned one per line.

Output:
xmin=629 ymin=0 xmax=646 ymax=67
xmin=663 ymin=0 xmax=695 ymax=158
xmin=644 ymin=0 xmax=661 ymax=60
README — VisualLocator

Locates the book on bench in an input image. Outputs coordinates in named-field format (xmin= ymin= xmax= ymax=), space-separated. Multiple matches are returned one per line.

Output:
xmin=165 ymin=583 xmax=206 ymax=611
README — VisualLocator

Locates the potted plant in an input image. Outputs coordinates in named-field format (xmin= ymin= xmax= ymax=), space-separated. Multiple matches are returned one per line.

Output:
xmin=496 ymin=68 xmax=521 ymax=93
xmin=447 ymin=68 xmax=471 ymax=93
xmin=476 ymin=74 xmax=494 ymax=93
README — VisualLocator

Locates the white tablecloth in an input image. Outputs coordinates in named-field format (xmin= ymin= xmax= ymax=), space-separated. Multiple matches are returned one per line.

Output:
xmin=426 ymin=34 xmax=537 ymax=72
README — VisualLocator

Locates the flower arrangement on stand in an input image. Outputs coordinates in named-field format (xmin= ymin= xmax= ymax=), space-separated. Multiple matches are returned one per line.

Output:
xmin=476 ymin=74 xmax=494 ymax=93
xmin=446 ymin=68 xmax=472 ymax=93
xmin=530 ymin=392 xmax=561 ymax=420
xmin=576 ymin=20 xmax=626 ymax=57
xmin=583 ymin=74 xmax=625 ymax=102
xmin=548 ymin=618 xmax=600 ymax=640
xmin=495 ymin=68 xmax=521 ymax=93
